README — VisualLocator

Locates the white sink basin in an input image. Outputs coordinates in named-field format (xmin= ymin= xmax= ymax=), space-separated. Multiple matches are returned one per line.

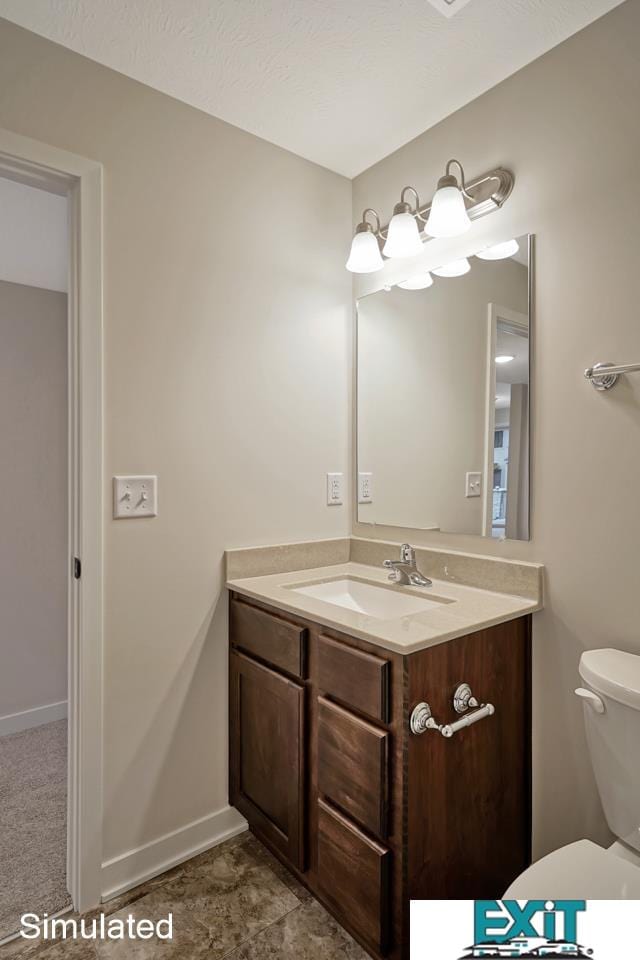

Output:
xmin=288 ymin=577 xmax=450 ymax=619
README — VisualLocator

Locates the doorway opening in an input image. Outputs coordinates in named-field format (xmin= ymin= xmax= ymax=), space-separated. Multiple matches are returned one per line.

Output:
xmin=483 ymin=302 xmax=530 ymax=540
xmin=0 ymin=175 xmax=70 ymax=939
xmin=0 ymin=131 xmax=103 ymax=940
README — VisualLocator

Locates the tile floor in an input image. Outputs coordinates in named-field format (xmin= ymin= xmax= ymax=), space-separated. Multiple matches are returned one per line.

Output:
xmin=0 ymin=832 xmax=369 ymax=960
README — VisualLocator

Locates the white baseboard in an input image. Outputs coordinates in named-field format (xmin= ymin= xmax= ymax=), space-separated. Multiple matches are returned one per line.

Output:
xmin=0 ymin=700 xmax=68 ymax=737
xmin=101 ymin=805 xmax=248 ymax=902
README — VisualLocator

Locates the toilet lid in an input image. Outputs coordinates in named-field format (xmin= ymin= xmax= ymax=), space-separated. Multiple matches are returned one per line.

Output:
xmin=504 ymin=839 xmax=640 ymax=898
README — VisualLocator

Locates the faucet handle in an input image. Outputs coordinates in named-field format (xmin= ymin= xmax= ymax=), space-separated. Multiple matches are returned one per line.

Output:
xmin=400 ymin=543 xmax=415 ymax=564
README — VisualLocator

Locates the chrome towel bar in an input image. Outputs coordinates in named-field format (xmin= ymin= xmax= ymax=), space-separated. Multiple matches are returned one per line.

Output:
xmin=584 ymin=361 xmax=640 ymax=391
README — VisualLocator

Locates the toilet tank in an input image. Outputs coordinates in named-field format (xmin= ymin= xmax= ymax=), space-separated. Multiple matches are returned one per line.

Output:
xmin=578 ymin=648 xmax=640 ymax=853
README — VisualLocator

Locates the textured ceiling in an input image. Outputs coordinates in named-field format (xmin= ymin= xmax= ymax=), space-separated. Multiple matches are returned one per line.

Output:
xmin=0 ymin=0 xmax=625 ymax=177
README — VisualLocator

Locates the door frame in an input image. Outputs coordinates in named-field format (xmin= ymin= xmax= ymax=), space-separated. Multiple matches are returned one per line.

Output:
xmin=482 ymin=302 xmax=529 ymax=538
xmin=0 ymin=129 xmax=103 ymax=912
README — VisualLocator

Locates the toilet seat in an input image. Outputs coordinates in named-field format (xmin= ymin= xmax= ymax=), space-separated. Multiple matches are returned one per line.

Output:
xmin=504 ymin=839 xmax=640 ymax=898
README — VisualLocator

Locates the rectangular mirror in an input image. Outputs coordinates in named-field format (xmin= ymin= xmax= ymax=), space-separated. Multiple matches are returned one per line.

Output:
xmin=357 ymin=235 xmax=531 ymax=540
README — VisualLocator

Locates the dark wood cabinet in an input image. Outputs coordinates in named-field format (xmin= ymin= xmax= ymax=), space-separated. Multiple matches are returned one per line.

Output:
xmin=229 ymin=593 xmax=531 ymax=960
xmin=229 ymin=650 xmax=306 ymax=869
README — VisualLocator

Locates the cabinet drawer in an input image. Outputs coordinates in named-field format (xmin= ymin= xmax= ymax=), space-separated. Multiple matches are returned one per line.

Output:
xmin=318 ymin=634 xmax=390 ymax=722
xmin=230 ymin=597 xmax=307 ymax=678
xmin=317 ymin=697 xmax=389 ymax=838
xmin=317 ymin=799 xmax=391 ymax=955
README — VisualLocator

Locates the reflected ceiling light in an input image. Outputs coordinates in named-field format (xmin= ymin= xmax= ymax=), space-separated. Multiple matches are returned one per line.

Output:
xmin=476 ymin=238 xmax=520 ymax=261
xmin=382 ymin=187 xmax=424 ymax=259
xmin=398 ymin=273 xmax=434 ymax=290
xmin=346 ymin=209 xmax=384 ymax=274
xmin=495 ymin=354 xmax=515 ymax=364
xmin=425 ymin=159 xmax=472 ymax=238
xmin=432 ymin=258 xmax=470 ymax=278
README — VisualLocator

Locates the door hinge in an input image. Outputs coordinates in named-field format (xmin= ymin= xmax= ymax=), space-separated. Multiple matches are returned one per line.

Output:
xmin=73 ymin=557 xmax=82 ymax=580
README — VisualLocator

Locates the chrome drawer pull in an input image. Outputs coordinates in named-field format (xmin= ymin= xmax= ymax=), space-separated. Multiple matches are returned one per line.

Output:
xmin=410 ymin=683 xmax=495 ymax=738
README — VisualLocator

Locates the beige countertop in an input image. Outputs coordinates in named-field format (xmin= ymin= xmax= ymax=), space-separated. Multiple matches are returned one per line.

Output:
xmin=226 ymin=560 xmax=542 ymax=655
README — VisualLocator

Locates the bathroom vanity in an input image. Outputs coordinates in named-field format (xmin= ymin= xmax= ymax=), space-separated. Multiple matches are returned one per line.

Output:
xmin=227 ymin=541 xmax=542 ymax=960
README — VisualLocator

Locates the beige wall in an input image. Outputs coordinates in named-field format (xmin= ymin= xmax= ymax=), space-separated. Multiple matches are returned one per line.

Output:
xmin=0 ymin=280 xmax=67 ymax=718
xmin=0 ymin=20 xmax=352 ymax=866
xmin=358 ymin=257 xmax=527 ymax=534
xmin=352 ymin=0 xmax=640 ymax=858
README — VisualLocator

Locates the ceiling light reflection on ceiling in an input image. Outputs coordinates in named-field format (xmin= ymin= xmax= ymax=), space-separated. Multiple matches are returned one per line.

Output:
xmin=476 ymin=238 xmax=520 ymax=260
xmin=432 ymin=258 xmax=470 ymax=278
xmin=398 ymin=273 xmax=434 ymax=290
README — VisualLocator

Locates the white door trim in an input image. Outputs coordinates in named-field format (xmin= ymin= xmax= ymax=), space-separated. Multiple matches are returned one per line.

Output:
xmin=0 ymin=129 xmax=104 ymax=912
xmin=482 ymin=302 xmax=528 ymax=537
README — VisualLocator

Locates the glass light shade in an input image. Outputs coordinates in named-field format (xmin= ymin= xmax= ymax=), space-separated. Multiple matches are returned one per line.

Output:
xmin=432 ymin=258 xmax=470 ymax=278
xmin=476 ymin=238 xmax=519 ymax=260
xmin=398 ymin=273 xmax=433 ymax=290
xmin=345 ymin=230 xmax=383 ymax=273
xmin=425 ymin=185 xmax=471 ymax=238
xmin=382 ymin=212 xmax=423 ymax=259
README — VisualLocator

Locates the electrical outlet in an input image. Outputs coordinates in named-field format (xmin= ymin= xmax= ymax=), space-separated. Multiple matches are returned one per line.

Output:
xmin=326 ymin=472 xmax=344 ymax=505
xmin=113 ymin=476 xmax=158 ymax=518
xmin=465 ymin=471 xmax=482 ymax=498
xmin=358 ymin=472 xmax=373 ymax=503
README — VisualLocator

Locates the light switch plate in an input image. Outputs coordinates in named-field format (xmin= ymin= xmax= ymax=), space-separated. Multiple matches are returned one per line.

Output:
xmin=326 ymin=472 xmax=344 ymax=506
xmin=465 ymin=471 xmax=482 ymax=498
xmin=113 ymin=476 xmax=158 ymax=518
xmin=358 ymin=472 xmax=373 ymax=504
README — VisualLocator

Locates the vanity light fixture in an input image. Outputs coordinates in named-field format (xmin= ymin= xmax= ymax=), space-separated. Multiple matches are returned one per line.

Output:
xmin=432 ymin=258 xmax=471 ymax=278
xmin=425 ymin=159 xmax=472 ymax=238
xmin=382 ymin=187 xmax=425 ymax=259
xmin=345 ymin=209 xmax=384 ymax=274
xmin=398 ymin=272 xmax=434 ymax=290
xmin=495 ymin=354 xmax=515 ymax=364
xmin=345 ymin=162 xmax=514 ymax=274
xmin=476 ymin=238 xmax=520 ymax=260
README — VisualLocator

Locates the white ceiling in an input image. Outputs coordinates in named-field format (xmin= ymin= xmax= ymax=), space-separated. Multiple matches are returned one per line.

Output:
xmin=0 ymin=177 xmax=68 ymax=293
xmin=0 ymin=0 xmax=624 ymax=177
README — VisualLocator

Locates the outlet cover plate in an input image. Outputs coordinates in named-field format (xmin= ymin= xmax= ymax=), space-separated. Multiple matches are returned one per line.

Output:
xmin=358 ymin=472 xmax=373 ymax=504
xmin=113 ymin=475 xmax=158 ymax=518
xmin=326 ymin=472 xmax=344 ymax=506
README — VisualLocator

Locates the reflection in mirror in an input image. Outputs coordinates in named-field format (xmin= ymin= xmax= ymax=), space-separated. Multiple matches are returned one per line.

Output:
xmin=357 ymin=235 xmax=531 ymax=540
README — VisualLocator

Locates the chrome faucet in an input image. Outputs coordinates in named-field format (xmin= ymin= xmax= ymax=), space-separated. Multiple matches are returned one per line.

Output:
xmin=383 ymin=543 xmax=432 ymax=587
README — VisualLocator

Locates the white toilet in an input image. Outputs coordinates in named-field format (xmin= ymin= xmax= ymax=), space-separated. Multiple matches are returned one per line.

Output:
xmin=505 ymin=647 xmax=640 ymax=897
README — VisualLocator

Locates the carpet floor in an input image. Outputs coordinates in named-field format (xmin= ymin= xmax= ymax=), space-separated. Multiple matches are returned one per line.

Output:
xmin=0 ymin=719 xmax=70 ymax=940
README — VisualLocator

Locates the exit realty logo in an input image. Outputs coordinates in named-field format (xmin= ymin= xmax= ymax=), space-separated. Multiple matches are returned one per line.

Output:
xmin=410 ymin=899 xmax=640 ymax=960
xmin=460 ymin=901 xmax=593 ymax=959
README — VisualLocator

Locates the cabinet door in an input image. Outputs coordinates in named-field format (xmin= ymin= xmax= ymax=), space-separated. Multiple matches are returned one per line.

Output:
xmin=230 ymin=650 xmax=306 ymax=869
